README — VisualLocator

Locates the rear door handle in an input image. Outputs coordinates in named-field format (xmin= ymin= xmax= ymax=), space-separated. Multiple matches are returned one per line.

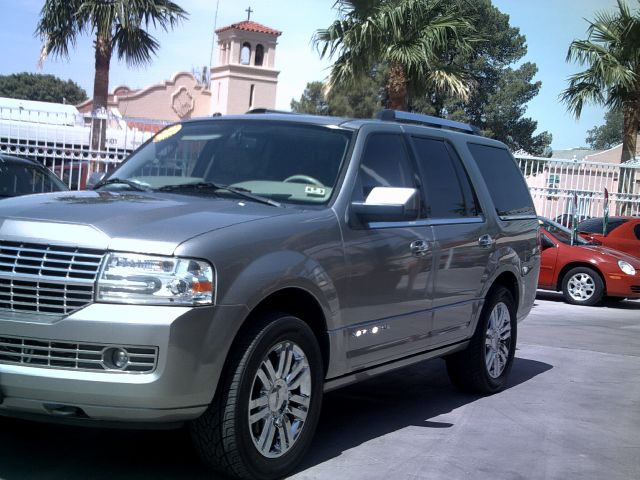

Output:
xmin=478 ymin=234 xmax=495 ymax=248
xmin=410 ymin=240 xmax=430 ymax=256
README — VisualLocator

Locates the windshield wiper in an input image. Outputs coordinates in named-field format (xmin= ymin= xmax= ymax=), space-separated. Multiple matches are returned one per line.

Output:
xmin=158 ymin=182 xmax=282 ymax=208
xmin=93 ymin=177 xmax=152 ymax=192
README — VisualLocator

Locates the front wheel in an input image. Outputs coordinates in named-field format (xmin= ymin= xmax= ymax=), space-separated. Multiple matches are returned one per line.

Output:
xmin=190 ymin=313 xmax=323 ymax=480
xmin=446 ymin=286 xmax=517 ymax=394
xmin=561 ymin=266 xmax=604 ymax=306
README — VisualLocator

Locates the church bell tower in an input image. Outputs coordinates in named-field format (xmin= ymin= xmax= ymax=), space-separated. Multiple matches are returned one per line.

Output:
xmin=210 ymin=10 xmax=281 ymax=115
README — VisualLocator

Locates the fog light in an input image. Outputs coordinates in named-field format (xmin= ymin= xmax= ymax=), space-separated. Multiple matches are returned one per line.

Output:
xmin=104 ymin=347 xmax=129 ymax=369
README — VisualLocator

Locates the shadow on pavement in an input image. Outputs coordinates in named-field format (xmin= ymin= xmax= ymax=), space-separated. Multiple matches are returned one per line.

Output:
xmin=0 ymin=357 xmax=551 ymax=479
xmin=297 ymin=356 xmax=552 ymax=472
xmin=535 ymin=290 xmax=640 ymax=309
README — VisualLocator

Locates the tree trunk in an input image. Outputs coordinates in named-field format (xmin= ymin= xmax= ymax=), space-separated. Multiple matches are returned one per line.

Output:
xmin=386 ymin=62 xmax=408 ymax=111
xmin=616 ymin=101 xmax=639 ymax=215
xmin=91 ymin=32 xmax=112 ymax=151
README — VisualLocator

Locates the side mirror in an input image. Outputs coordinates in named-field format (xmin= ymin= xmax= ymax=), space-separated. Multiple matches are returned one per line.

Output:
xmin=351 ymin=187 xmax=420 ymax=224
xmin=87 ymin=171 xmax=107 ymax=190
xmin=541 ymin=235 xmax=555 ymax=250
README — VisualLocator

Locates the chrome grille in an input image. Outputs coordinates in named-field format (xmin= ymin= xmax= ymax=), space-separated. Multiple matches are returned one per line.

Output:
xmin=0 ymin=335 xmax=158 ymax=373
xmin=0 ymin=241 xmax=104 ymax=315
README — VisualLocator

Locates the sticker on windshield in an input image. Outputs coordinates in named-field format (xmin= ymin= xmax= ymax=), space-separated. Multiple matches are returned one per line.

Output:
xmin=305 ymin=186 xmax=326 ymax=197
xmin=153 ymin=124 xmax=182 ymax=142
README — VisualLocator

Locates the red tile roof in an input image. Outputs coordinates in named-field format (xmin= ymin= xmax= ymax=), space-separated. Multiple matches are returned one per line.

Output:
xmin=215 ymin=20 xmax=281 ymax=36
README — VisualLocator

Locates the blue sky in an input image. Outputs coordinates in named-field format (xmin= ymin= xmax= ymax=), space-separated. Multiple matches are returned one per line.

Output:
xmin=0 ymin=0 xmax=621 ymax=150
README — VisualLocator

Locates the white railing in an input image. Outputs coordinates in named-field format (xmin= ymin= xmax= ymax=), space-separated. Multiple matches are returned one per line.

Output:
xmin=515 ymin=155 xmax=640 ymax=218
xmin=0 ymin=104 xmax=169 ymax=189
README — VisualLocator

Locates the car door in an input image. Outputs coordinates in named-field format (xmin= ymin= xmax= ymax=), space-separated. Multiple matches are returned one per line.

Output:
xmin=539 ymin=231 xmax=559 ymax=288
xmin=341 ymin=132 xmax=435 ymax=370
xmin=409 ymin=135 xmax=491 ymax=347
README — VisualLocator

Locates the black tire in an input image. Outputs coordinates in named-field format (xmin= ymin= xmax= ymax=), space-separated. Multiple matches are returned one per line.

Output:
xmin=189 ymin=313 xmax=324 ymax=480
xmin=445 ymin=286 xmax=517 ymax=394
xmin=561 ymin=266 xmax=604 ymax=306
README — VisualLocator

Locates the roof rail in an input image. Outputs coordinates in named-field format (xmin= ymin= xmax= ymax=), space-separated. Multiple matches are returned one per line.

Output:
xmin=245 ymin=108 xmax=294 ymax=115
xmin=377 ymin=109 xmax=480 ymax=135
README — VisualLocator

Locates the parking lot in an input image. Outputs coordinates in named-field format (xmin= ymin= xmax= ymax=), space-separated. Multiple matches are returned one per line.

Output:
xmin=0 ymin=293 xmax=638 ymax=480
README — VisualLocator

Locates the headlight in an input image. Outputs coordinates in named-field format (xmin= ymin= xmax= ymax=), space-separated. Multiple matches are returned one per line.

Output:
xmin=618 ymin=260 xmax=636 ymax=276
xmin=96 ymin=253 xmax=214 ymax=305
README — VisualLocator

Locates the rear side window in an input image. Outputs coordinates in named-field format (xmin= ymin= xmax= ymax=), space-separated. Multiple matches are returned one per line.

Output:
xmin=578 ymin=217 xmax=628 ymax=235
xmin=412 ymin=137 xmax=479 ymax=218
xmin=468 ymin=143 xmax=535 ymax=218
xmin=635 ymin=224 xmax=640 ymax=240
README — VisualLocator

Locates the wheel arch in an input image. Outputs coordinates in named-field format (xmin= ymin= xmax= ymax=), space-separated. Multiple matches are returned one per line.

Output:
xmin=490 ymin=271 xmax=519 ymax=308
xmin=229 ymin=287 xmax=330 ymax=376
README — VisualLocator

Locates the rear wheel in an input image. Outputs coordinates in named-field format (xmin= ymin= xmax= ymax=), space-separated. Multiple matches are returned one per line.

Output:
xmin=561 ymin=266 xmax=604 ymax=306
xmin=446 ymin=286 xmax=517 ymax=394
xmin=190 ymin=313 xmax=323 ymax=480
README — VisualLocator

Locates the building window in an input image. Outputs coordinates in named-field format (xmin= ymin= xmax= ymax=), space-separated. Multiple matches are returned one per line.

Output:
xmin=255 ymin=44 xmax=264 ymax=66
xmin=547 ymin=174 xmax=561 ymax=189
xmin=240 ymin=42 xmax=251 ymax=65
xmin=249 ymin=84 xmax=255 ymax=108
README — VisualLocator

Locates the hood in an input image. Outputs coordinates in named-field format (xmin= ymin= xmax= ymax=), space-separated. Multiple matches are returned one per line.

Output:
xmin=581 ymin=245 xmax=640 ymax=267
xmin=0 ymin=190 xmax=290 ymax=255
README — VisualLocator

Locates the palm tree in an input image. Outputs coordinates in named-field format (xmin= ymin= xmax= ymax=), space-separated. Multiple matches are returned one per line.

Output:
xmin=36 ymin=0 xmax=187 ymax=149
xmin=314 ymin=0 xmax=475 ymax=111
xmin=561 ymin=0 xmax=640 ymax=213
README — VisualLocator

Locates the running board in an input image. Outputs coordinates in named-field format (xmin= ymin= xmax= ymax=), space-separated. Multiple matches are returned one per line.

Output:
xmin=323 ymin=340 xmax=469 ymax=393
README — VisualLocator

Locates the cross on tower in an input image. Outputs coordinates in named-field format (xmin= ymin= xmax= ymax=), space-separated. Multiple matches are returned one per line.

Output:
xmin=245 ymin=6 xmax=253 ymax=21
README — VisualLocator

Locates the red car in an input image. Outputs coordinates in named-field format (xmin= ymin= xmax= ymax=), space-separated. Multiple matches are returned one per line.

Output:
xmin=577 ymin=216 xmax=640 ymax=259
xmin=538 ymin=217 xmax=640 ymax=305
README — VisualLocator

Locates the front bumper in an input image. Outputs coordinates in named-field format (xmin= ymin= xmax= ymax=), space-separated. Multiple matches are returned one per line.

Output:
xmin=0 ymin=303 xmax=248 ymax=424
xmin=605 ymin=272 xmax=640 ymax=298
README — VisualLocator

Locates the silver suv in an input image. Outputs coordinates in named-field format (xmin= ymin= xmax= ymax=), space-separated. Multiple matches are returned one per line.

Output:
xmin=0 ymin=110 xmax=540 ymax=479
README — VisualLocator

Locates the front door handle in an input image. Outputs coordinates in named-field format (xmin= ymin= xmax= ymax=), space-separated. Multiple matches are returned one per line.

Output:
xmin=410 ymin=240 xmax=430 ymax=256
xmin=478 ymin=234 xmax=495 ymax=248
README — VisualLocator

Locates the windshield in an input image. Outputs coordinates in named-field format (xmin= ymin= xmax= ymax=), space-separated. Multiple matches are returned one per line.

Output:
xmin=107 ymin=120 xmax=353 ymax=206
xmin=539 ymin=217 xmax=589 ymax=246
xmin=0 ymin=161 xmax=66 ymax=197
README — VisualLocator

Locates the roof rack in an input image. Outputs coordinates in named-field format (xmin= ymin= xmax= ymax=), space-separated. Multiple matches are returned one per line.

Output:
xmin=245 ymin=108 xmax=294 ymax=115
xmin=377 ymin=109 xmax=480 ymax=135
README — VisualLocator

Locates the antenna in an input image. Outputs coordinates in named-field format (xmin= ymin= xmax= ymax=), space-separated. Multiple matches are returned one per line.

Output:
xmin=208 ymin=0 xmax=221 ymax=73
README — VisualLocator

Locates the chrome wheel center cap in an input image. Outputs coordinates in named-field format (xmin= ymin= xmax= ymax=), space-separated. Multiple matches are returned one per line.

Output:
xmin=268 ymin=379 xmax=288 ymax=412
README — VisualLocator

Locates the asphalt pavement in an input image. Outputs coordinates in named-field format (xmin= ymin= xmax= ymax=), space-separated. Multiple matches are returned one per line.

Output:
xmin=0 ymin=293 xmax=638 ymax=480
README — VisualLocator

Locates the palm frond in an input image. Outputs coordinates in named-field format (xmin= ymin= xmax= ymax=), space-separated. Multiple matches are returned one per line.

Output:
xmin=315 ymin=0 xmax=477 ymax=103
xmin=563 ymin=0 xmax=640 ymax=119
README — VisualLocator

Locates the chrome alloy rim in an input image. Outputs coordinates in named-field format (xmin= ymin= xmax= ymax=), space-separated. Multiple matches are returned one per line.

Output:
xmin=567 ymin=273 xmax=595 ymax=301
xmin=248 ymin=341 xmax=312 ymax=458
xmin=485 ymin=302 xmax=512 ymax=379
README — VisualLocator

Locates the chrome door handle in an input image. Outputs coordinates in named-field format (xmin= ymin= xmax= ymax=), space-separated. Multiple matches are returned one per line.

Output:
xmin=410 ymin=240 xmax=430 ymax=256
xmin=478 ymin=234 xmax=495 ymax=248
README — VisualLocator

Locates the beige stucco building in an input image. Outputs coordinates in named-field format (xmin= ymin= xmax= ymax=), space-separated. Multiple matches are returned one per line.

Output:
xmin=77 ymin=72 xmax=212 ymax=125
xmin=77 ymin=18 xmax=282 ymax=121
xmin=210 ymin=20 xmax=282 ymax=115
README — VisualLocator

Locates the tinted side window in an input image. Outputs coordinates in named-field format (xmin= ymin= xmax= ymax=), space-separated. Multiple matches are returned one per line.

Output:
xmin=468 ymin=143 xmax=535 ymax=218
xmin=412 ymin=137 xmax=478 ymax=218
xmin=634 ymin=224 xmax=640 ymax=240
xmin=356 ymin=133 xmax=415 ymax=200
xmin=578 ymin=217 xmax=628 ymax=235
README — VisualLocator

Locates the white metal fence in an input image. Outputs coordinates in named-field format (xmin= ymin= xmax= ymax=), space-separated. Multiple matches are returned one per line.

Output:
xmin=1 ymin=103 xmax=639 ymax=219
xmin=0 ymin=104 xmax=168 ymax=189
xmin=516 ymin=155 xmax=640 ymax=219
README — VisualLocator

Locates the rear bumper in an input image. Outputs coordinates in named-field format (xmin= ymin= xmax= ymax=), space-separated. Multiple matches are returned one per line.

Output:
xmin=0 ymin=303 xmax=248 ymax=424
